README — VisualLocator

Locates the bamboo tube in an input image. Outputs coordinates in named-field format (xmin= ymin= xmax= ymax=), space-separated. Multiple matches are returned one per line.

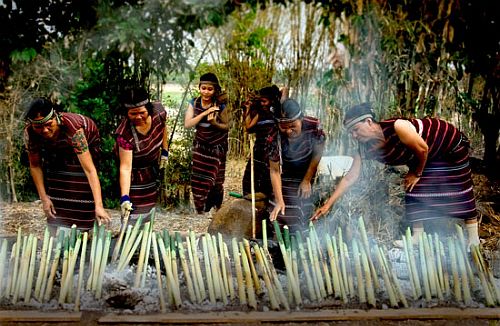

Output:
xmin=6 ymin=242 xmax=16 ymax=297
xmin=434 ymin=234 xmax=445 ymax=294
xmin=331 ymin=235 xmax=347 ymax=302
xmin=344 ymin=242 xmax=355 ymax=297
xmin=118 ymin=216 xmax=143 ymax=269
xmin=170 ymin=234 xmax=180 ymax=295
xmin=96 ymin=231 xmax=111 ymax=299
xmin=86 ymin=223 xmax=98 ymax=290
xmin=175 ymin=232 xmax=196 ymax=303
xmin=60 ymin=233 xmax=82 ymax=303
xmin=296 ymin=232 xmax=316 ymax=301
xmin=373 ymin=244 xmax=397 ymax=308
xmin=325 ymin=235 xmax=342 ymax=299
xmin=222 ymin=242 xmax=235 ymax=300
xmin=253 ymin=243 xmax=279 ymax=310
xmin=250 ymin=134 xmax=256 ymax=239
xmin=243 ymin=239 xmax=261 ymax=296
xmin=455 ymin=239 xmax=472 ymax=305
xmin=111 ymin=210 xmax=130 ymax=262
xmin=352 ymin=239 xmax=366 ymax=303
xmin=34 ymin=228 xmax=50 ymax=299
xmin=380 ymin=245 xmax=409 ymax=308
xmin=0 ymin=239 xmax=7 ymax=298
xmin=262 ymin=219 xmax=268 ymax=252
xmin=13 ymin=234 xmax=31 ymax=303
xmin=337 ymin=228 xmax=349 ymax=297
xmin=307 ymin=236 xmax=324 ymax=300
xmin=418 ymin=233 xmax=432 ymax=301
xmin=75 ymin=232 xmax=88 ymax=311
xmin=448 ymin=238 xmax=462 ymax=302
xmin=202 ymin=235 xmax=216 ymax=304
xmin=310 ymin=223 xmax=333 ymax=296
xmin=427 ymin=234 xmax=443 ymax=300
xmin=232 ymin=238 xmax=246 ymax=305
xmin=206 ymin=234 xmax=223 ymax=301
xmin=38 ymin=236 xmax=54 ymax=302
xmin=212 ymin=235 xmax=227 ymax=303
xmin=60 ymin=236 xmax=70 ymax=299
xmin=157 ymin=234 xmax=181 ymax=308
xmin=24 ymin=235 xmax=37 ymax=302
xmin=358 ymin=216 xmax=379 ymax=289
xmin=260 ymin=245 xmax=289 ymax=310
xmin=89 ymin=225 xmax=104 ymax=291
xmin=117 ymin=229 xmax=144 ymax=272
xmin=475 ymin=245 xmax=500 ymax=304
xmin=217 ymin=234 xmax=229 ymax=297
xmin=402 ymin=233 xmax=418 ymax=300
xmin=135 ymin=222 xmax=151 ymax=288
xmin=44 ymin=233 xmax=64 ymax=302
xmin=189 ymin=230 xmax=206 ymax=301
xmin=360 ymin=244 xmax=376 ymax=307
xmin=455 ymin=224 xmax=467 ymax=252
xmin=10 ymin=228 xmax=22 ymax=296
xmin=470 ymin=244 xmax=495 ymax=306
xmin=423 ymin=233 xmax=437 ymax=298
xmin=439 ymin=240 xmax=450 ymax=297
xmin=239 ymin=241 xmax=257 ymax=309
xmin=141 ymin=217 xmax=155 ymax=288
xmin=151 ymin=232 xmax=166 ymax=312
xmin=185 ymin=233 xmax=202 ymax=302
xmin=405 ymin=228 xmax=422 ymax=299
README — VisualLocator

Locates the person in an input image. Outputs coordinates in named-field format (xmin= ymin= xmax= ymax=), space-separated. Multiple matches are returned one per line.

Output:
xmin=24 ymin=98 xmax=111 ymax=233
xmin=241 ymin=85 xmax=281 ymax=200
xmin=268 ymin=98 xmax=325 ymax=233
xmin=311 ymin=103 xmax=480 ymax=246
xmin=115 ymin=87 xmax=169 ymax=223
xmin=184 ymin=72 xmax=229 ymax=214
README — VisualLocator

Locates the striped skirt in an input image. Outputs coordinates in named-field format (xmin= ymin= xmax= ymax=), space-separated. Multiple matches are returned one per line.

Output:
xmin=242 ymin=157 xmax=272 ymax=199
xmin=129 ymin=165 xmax=159 ymax=223
xmin=405 ymin=160 xmax=477 ymax=223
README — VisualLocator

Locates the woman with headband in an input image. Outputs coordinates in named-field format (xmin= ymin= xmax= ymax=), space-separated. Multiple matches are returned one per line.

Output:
xmin=24 ymin=98 xmax=111 ymax=234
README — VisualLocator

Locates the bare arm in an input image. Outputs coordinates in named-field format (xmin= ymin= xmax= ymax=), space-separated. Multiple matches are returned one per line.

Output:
xmin=210 ymin=106 xmax=230 ymax=131
xmin=162 ymin=116 xmax=169 ymax=151
xmin=184 ymin=102 xmax=219 ymax=129
xmin=118 ymin=147 xmax=133 ymax=197
xmin=269 ymin=160 xmax=285 ymax=221
xmin=298 ymin=141 xmax=325 ymax=198
xmin=310 ymin=153 xmax=362 ymax=220
xmin=394 ymin=119 xmax=429 ymax=192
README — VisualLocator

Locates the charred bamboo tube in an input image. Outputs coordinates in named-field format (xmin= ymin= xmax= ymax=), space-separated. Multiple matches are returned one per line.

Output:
xmin=448 ymin=238 xmax=462 ymax=301
xmin=135 ymin=221 xmax=151 ymax=288
xmin=186 ymin=233 xmax=202 ymax=302
xmin=325 ymin=235 xmax=342 ymax=299
xmin=239 ymin=241 xmax=257 ymax=309
xmin=176 ymin=233 xmax=196 ymax=303
xmin=358 ymin=216 xmax=379 ymax=289
xmin=243 ymin=239 xmax=261 ymax=296
xmin=470 ymin=244 xmax=495 ymax=306
xmin=151 ymin=232 xmax=166 ymax=312
xmin=189 ymin=230 xmax=206 ymax=301
xmin=96 ymin=231 xmax=111 ymax=299
xmin=296 ymin=232 xmax=316 ymax=301
xmin=455 ymin=239 xmax=472 ymax=305
xmin=157 ymin=234 xmax=181 ymax=308
xmin=0 ymin=239 xmax=7 ymax=298
xmin=222 ymin=242 xmax=235 ymax=300
xmin=360 ymin=244 xmax=375 ymax=307
xmin=34 ymin=228 xmax=50 ymax=299
xmin=232 ymin=238 xmax=246 ymax=305
xmin=44 ymin=233 xmax=64 ymax=302
xmin=418 ymin=233 xmax=432 ymax=301
xmin=75 ymin=232 xmax=88 ymax=312
xmin=253 ymin=243 xmax=279 ymax=310
xmin=111 ymin=210 xmax=130 ymax=262
xmin=352 ymin=239 xmax=366 ymax=303
xmin=373 ymin=244 xmax=397 ymax=308
xmin=202 ymin=235 xmax=216 ymax=304
xmin=380 ymin=245 xmax=409 ymax=308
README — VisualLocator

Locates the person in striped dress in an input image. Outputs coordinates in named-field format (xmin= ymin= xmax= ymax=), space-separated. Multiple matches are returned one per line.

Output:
xmin=241 ymin=85 xmax=281 ymax=200
xmin=311 ymin=103 xmax=480 ymax=246
xmin=24 ymin=98 xmax=111 ymax=234
xmin=115 ymin=87 xmax=169 ymax=223
xmin=184 ymin=73 xmax=229 ymax=214
xmin=268 ymin=99 xmax=325 ymax=233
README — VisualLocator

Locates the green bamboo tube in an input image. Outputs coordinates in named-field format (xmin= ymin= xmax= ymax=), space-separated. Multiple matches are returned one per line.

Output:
xmin=111 ymin=210 xmax=130 ymax=262
xmin=331 ymin=235 xmax=348 ymax=302
xmin=141 ymin=217 xmax=155 ymax=288
xmin=306 ymin=236 xmax=322 ymax=300
xmin=75 ymin=231 xmax=88 ymax=312
xmin=402 ymin=233 xmax=418 ymax=300
xmin=423 ymin=233 xmax=437 ymax=297
xmin=90 ymin=226 xmax=105 ymax=291
xmin=44 ymin=233 xmax=64 ymax=302
xmin=337 ymin=228 xmax=349 ymax=297
xmin=86 ymin=223 xmax=98 ymax=291
xmin=448 ymin=238 xmax=462 ymax=301
xmin=427 ymin=234 xmax=443 ymax=300
xmin=352 ymin=239 xmax=366 ymax=303
xmin=290 ymin=237 xmax=300 ymax=301
xmin=170 ymin=234 xmax=180 ymax=293
xmin=222 ymin=242 xmax=235 ymax=300
xmin=405 ymin=228 xmax=422 ymax=299
xmin=253 ymin=243 xmax=280 ymax=310
xmin=418 ymin=233 xmax=432 ymax=301
xmin=373 ymin=244 xmax=397 ymax=308
xmin=434 ymin=234 xmax=445 ymax=293
xmin=283 ymin=225 xmax=291 ymax=251
xmin=175 ymin=232 xmax=196 ymax=303
xmin=455 ymin=239 xmax=472 ymax=305
xmin=34 ymin=228 xmax=50 ymax=299
xmin=13 ymin=234 xmax=30 ymax=303
xmin=157 ymin=234 xmax=181 ymax=308
xmin=118 ymin=216 xmax=143 ymax=270
xmin=207 ymin=234 xmax=223 ymax=301
xmin=470 ymin=244 xmax=495 ymax=306
xmin=185 ymin=233 xmax=202 ymax=302
xmin=239 ymin=241 xmax=257 ymax=309
xmin=439 ymin=240 xmax=450 ymax=296
xmin=0 ymin=239 xmax=7 ymax=298
xmin=151 ymin=232 xmax=167 ymax=312
xmin=310 ymin=234 xmax=327 ymax=299
xmin=262 ymin=219 xmax=268 ymax=252
xmin=325 ymin=235 xmax=342 ymax=299
xmin=231 ymin=238 xmax=246 ymax=305
xmin=380 ymin=245 xmax=409 ymax=308
xmin=360 ymin=244 xmax=376 ymax=307
xmin=60 ymin=233 xmax=82 ymax=303
xmin=38 ymin=236 xmax=54 ymax=302
xmin=358 ymin=216 xmax=379 ymax=289
xmin=117 ymin=229 xmax=144 ymax=272
xmin=243 ymin=239 xmax=262 ymax=296
xmin=310 ymin=224 xmax=333 ymax=296
xmin=212 ymin=235 xmax=228 ymax=303
xmin=296 ymin=233 xmax=316 ymax=301
xmin=134 ymin=221 xmax=151 ymax=288
xmin=202 ymin=235 xmax=216 ymax=304
xmin=189 ymin=230 xmax=206 ymax=301
xmin=96 ymin=231 xmax=111 ymax=299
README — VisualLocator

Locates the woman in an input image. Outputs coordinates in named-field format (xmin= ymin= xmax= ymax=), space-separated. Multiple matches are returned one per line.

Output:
xmin=268 ymin=98 xmax=325 ymax=233
xmin=184 ymin=72 xmax=229 ymax=214
xmin=311 ymin=103 xmax=480 ymax=246
xmin=24 ymin=98 xmax=111 ymax=233
xmin=241 ymin=85 xmax=281 ymax=199
xmin=115 ymin=87 xmax=169 ymax=222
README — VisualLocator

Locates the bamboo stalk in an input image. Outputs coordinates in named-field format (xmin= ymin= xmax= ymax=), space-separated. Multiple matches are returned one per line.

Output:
xmin=111 ymin=210 xmax=130 ymax=262
xmin=310 ymin=223 xmax=332 ymax=296
xmin=202 ymin=235 xmax=216 ymax=304
xmin=0 ymin=239 xmax=7 ymax=298
xmin=222 ymin=242 xmax=235 ymax=300
xmin=118 ymin=216 xmax=143 ymax=270
xmin=232 ymin=237 xmax=246 ymax=305
xmin=96 ymin=231 xmax=111 ymax=299
xmin=75 ymin=232 xmax=88 ymax=311
xmin=373 ymin=244 xmax=397 ymax=308
xmin=448 ymin=238 xmax=462 ymax=302
xmin=434 ymin=234 xmax=445 ymax=294
xmin=423 ymin=233 xmax=437 ymax=298
xmin=34 ymin=228 xmax=50 ymax=299
xmin=455 ymin=239 xmax=472 ymax=305
xmin=189 ymin=231 xmax=206 ymax=301
xmin=212 ymin=235 xmax=227 ymax=303
xmin=86 ymin=223 xmax=98 ymax=290
xmin=13 ymin=234 xmax=30 ymax=303
xmin=331 ymin=235 xmax=347 ymax=302
xmin=360 ymin=244 xmax=376 ymax=307
xmin=217 ymin=234 xmax=229 ymax=298
xmin=157 ymin=234 xmax=181 ymax=308
xmin=60 ymin=233 xmax=82 ymax=303
xmin=24 ymin=235 xmax=37 ymax=302
xmin=141 ymin=217 xmax=155 ymax=288
xmin=151 ymin=232 xmax=167 ymax=312
xmin=206 ymin=234 xmax=222 ymax=301
xmin=243 ymin=239 xmax=261 ymax=296
xmin=419 ymin=233 xmax=432 ymax=301
xmin=239 ymin=241 xmax=257 ymax=309
xmin=337 ymin=228 xmax=349 ymax=298
xmin=439 ymin=240 xmax=450 ymax=297
xmin=296 ymin=232 xmax=316 ymax=301
xmin=135 ymin=222 xmax=151 ymax=288
xmin=358 ymin=216 xmax=379 ymax=289
xmin=117 ymin=228 xmax=144 ymax=272
xmin=185 ymin=232 xmax=202 ymax=303
xmin=325 ymin=235 xmax=342 ymax=299
xmin=253 ymin=243 xmax=279 ymax=310
xmin=352 ymin=239 xmax=366 ymax=303
xmin=44 ymin=232 xmax=64 ymax=302
xmin=175 ymin=232 xmax=196 ymax=303
xmin=260 ymin=244 xmax=289 ymax=310
xmin=380 ymin=245 xmax=409 ymax=308
xmin=470 ymin=244 xmax=495 ymax=306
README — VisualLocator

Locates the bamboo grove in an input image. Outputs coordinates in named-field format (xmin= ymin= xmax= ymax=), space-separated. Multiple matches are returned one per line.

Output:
xmin=0 ymin=216 xmax=498 ymax=311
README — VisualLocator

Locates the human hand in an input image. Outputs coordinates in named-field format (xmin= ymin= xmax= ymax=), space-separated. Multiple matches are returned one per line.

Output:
xmin=297 ymin=180 xmax=312 ymax=198
xmin=206 ymin=106 xmax=220 ymax=121
xmin=95 ymin=206 xmax=111 ymax=226
xmin=270 ymin=201 xmax=285 ymax=221
xmin=120 ymin=195 xmax=133 ymax=217
xmin=310 ymin=204 xmax=332 ymax=221
xmin=41 ymin=196 xmax=56 ymax=219
xmin=159 ymin=149 xmax=169 ymax=169
xmin=404 ymin=172 xmax=421 ymax=192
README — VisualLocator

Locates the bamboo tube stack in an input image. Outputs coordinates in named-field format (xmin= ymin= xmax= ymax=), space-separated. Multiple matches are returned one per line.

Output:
xmin=0 ymin=217 xmax=499 ymax=311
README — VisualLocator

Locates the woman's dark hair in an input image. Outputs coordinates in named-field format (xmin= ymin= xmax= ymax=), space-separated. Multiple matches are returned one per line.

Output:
xmin=199 ymin=72 xmax=221 ymax=95
xmin=120 ymin=87 xmax=154 ymax=115
xmin=343 ymin=102 xmax=376 ymax=129
xmin=25 ymin=98 xmax=56 ymax=121
xmin=258 ymin=85 xmax=281 ymax=110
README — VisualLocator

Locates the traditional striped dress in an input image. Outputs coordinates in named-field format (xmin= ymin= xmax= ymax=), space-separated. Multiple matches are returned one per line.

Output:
xmin=190 ymin=97 xmax=228 ymax=213
xmin=115 ymin=102 xmax=167 ymax=220
xmin=363 ymin=118 xmax=477 ymax=223
xmin=25 ymin=113 xmax=102 ymax=230
xmin=268 ymin=117 xmax=325 ymax=232
xmin=242 ymin=108 xmax=277 ymax=199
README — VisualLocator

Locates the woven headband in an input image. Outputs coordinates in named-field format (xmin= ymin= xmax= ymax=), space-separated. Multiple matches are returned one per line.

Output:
xmin=277 ymin=109 xmax=302 ymax=123
xmin=344 ymin=113 xmax=373 ymax=131
xmin=124 ymin=99 xmax=149 ymax=109
xmin=27 ymin=108 xmax=55 ymax=125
